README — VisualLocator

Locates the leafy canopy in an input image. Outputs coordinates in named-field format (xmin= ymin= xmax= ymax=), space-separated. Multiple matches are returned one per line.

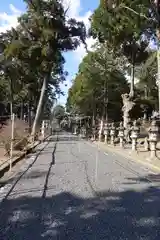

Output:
xmin=67 ymin=43 xmax=129 ymax=121
xmin=0 ymin=0 xmax=87 ymax=119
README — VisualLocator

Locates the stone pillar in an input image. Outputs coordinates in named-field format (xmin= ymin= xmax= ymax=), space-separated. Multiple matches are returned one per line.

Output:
xmin=110 ymin=122 xmax=116 ymax=145
xmin=82 ymin=126 xmax=86 ymax=138
xmin=148 ymin=120 xmax=159 ymax=159
xmin=104 ymin=122 xmax=109 ymax=143
xmin=118 ymin=122 xmax=125 ymax=148
xmin=130 ymin=120 xmax=139 ymax=151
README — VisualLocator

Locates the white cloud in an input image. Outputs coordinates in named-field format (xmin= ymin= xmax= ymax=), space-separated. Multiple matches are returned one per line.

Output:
xmin=63 ymin=0 xmax=95 ymax=62
xmin=74 ymin=37 xmax=95 ymax=62
xmin=9 ymin=4 xmax=21 ymax=14
xmin=62 ymin=0 xmax=82 ymax=18
xmin=0 ymin=4 xmax=21 ymax=33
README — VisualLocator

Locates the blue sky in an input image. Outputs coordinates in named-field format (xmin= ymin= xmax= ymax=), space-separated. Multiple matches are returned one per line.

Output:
xmin=0 ymin=0 xmax=99 ymax=106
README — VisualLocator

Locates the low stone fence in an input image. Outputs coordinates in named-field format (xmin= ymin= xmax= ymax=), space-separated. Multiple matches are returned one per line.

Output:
xmin=72 ymin=119 xmax=160 ymax=161
xmin=91 ymin=119 xmax=160 ymax=160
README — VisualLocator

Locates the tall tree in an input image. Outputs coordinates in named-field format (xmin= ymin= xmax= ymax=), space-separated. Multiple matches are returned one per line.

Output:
xmin=67 ymin=44 xmax=129 ymax=122
xmin=0 ymin=0 xmax=87 ymax=139
xmin=91 ymin=1 xmax=150 ymax=97
xmin=135 ymin=50 xmax=158 ymax=112
xmin=52 ymin=104 xmax=65 ymax=123
xmin=90 ymin=0 xmax=153 ymax=127
xmin=91 ymin=0 xmax=160 ymax=115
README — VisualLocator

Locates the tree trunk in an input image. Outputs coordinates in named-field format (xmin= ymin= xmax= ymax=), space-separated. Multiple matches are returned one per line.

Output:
xmin=129 ymin=54 xmax=135 ymax=98
xmin=144 ymin=85 xmax=147 ymax=100
xmin=105 ymin=79 xmax=108 ymax=122
xmin=31 ymin=72 xmax=50 ymax=139
xmin=105 ymin=106 xmax=108 ymax=121
xmin=122 ymin=52 xmax=135 ymax=139
xmin=92 ymin=98 xmax=96 ymax=126
xmin=28 ymin=101 xmax=32 ymax=133
xmin=103 ymin=78 xmax=107 ymax=121
xmin=10 ymin=77 xmax=13 ymax=119
xmin=20 ymin=101 xmax=24 ymax=120
xmin=92 ymin=109 xmax=95 ymax=126
xmin=157 ymin=41 xmax=160 ymax=114
xmin=10 ymin=102 xmax=13 ymax=119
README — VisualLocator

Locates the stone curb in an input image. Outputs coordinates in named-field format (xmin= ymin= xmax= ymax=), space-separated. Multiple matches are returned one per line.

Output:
xmin=91 ymin=140 xmax=160 ymax=173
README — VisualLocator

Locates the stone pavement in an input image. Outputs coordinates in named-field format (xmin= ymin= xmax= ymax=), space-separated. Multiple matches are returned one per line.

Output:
xmin=0 ymin=132 xmax=160 ymax=239
xmin=94 ymin=140 xmax=160 ymax=173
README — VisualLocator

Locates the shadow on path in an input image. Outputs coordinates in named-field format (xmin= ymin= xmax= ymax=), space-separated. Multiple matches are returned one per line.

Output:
xmin=0 ymin=133 xmax=160 ymax=239
xmin=127 ymin=173 xmax=160 ymax=184
xmin=0 ymin=185 xmax=160 ymax=239
xmin=0 ymin=135 xmax=58 ymax=199
xmin=0 ymin=141 xmax=50 ymax=202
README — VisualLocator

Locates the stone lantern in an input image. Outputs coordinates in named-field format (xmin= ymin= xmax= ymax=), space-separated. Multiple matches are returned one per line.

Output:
xmin=148 ymin=120 xmax=159 ymax=159
xmin=110 ymin=122 xmax=116 ymax=145
xmin=118 ymin=122 xmax=125 ymax=148
xmin=130 ymin=120 xmax=140 ymax=151
xmin=104 ymin=122 xmax=110 ymax=143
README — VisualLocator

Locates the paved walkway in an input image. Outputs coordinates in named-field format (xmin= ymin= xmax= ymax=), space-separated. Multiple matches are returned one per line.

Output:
xmin=0 ymin=132 xmax=160 ymax=239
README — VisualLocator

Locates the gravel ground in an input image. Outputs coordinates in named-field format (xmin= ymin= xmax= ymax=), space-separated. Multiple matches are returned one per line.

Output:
xmin=0 ymin=131 xmax=160 ymax=239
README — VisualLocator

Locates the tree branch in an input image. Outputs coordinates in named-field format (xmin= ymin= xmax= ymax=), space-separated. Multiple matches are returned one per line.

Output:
xmin=119 ymin=4 xmax=150 ymax=20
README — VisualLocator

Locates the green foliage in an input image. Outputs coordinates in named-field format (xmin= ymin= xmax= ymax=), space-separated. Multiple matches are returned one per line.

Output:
xmin=66 ymin=0 xmax=160 ymax=122
xmin=135 ymin=50 xmax=158 ymax=111
xmin=90 ymin=1 xmax=154 ymax=102
xmin=0 ymin=0 xmax=86 ymax=123
xmin=91 ymin=0 xmax=154 ymax=46
xmin=52 ymin=105 xmax=65 ymax=122
xmin=67 ymin=44 xmax=129 ymax=121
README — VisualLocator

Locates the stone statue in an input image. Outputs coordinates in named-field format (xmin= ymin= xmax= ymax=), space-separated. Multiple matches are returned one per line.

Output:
xmin=122 ymin=93 xmax=135 ymax=129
